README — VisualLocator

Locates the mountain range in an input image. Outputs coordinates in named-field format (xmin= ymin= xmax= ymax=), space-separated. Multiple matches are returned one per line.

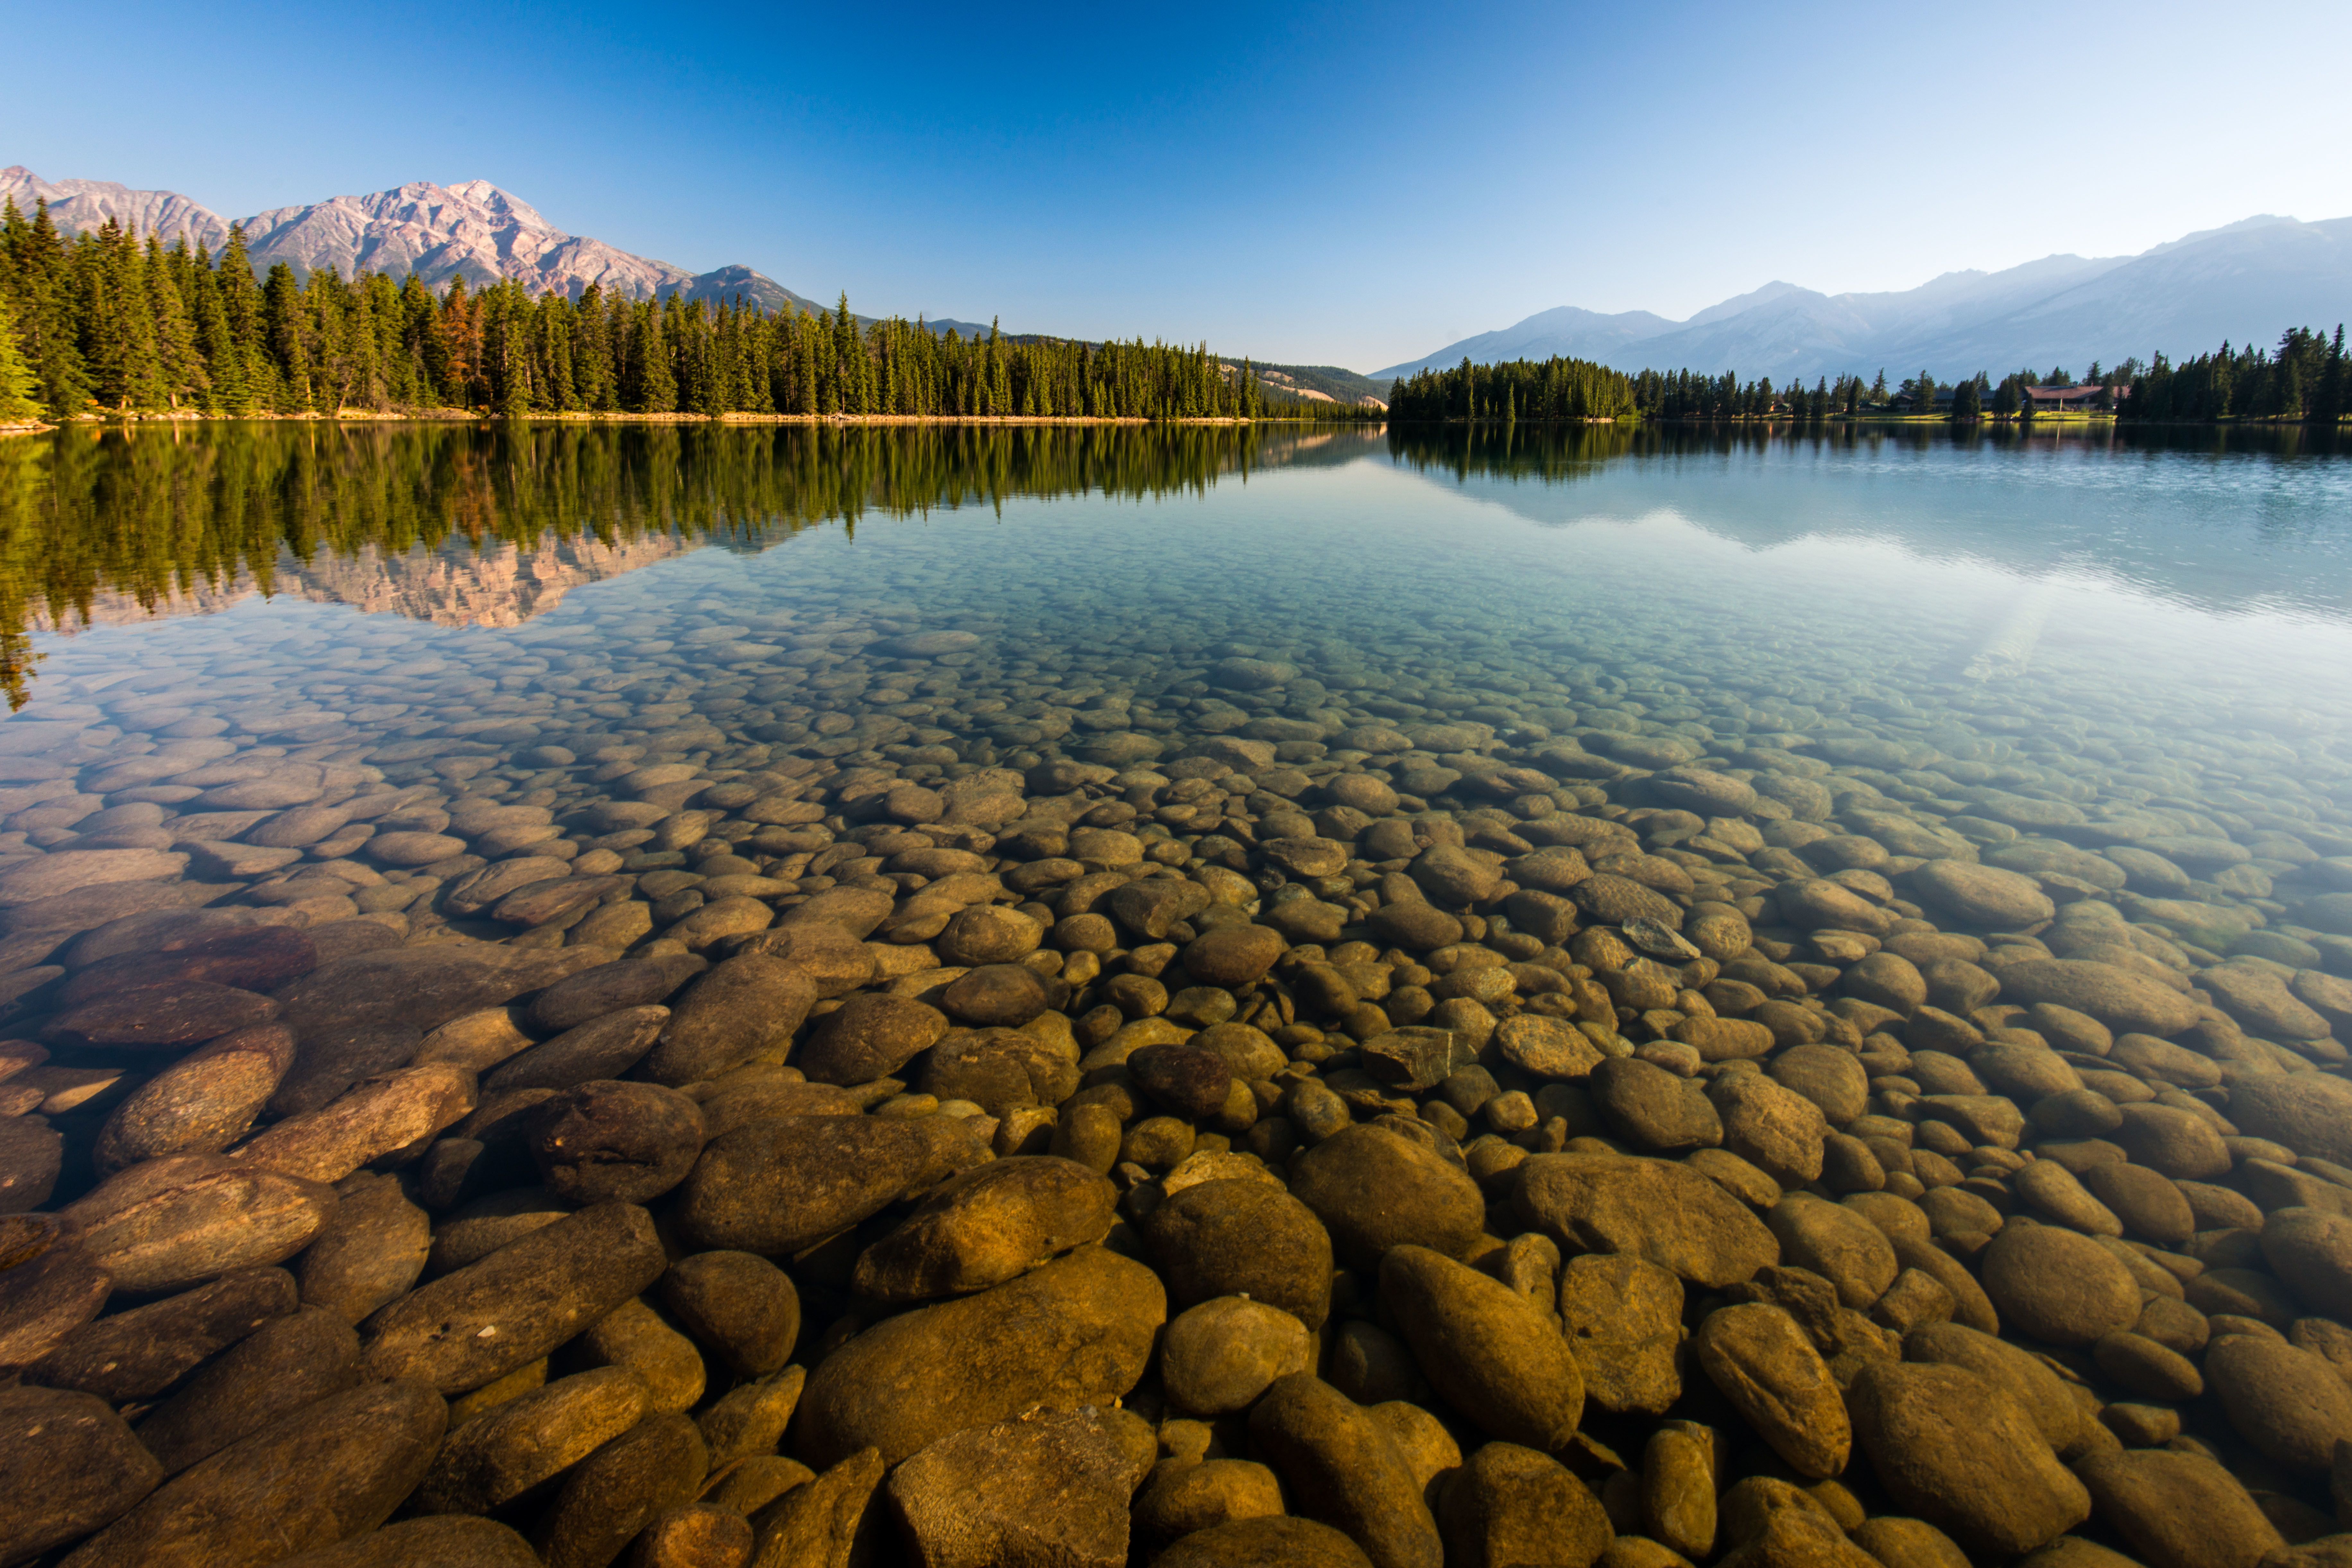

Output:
xmin=1376 ymin=216 xmax=2352 ymax=386
xmin=19 ymin=164 xmax=2326 ymax=392
xmin=0 ymin=166 xmax=834 ymax=317
xmin=0 ymin=166 xmax=1383 ymax=401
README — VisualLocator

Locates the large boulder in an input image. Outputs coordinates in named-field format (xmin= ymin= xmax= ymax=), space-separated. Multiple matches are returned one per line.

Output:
xmin=1986 ymin=958 xmax=2200 ymax=1036
xmin=1846 ymin=1359 xmax=2089 ymax=1555
xmin=674 ymin=1114 xmax=986 ymax=1256
xmin=794 ymin=1247 xmax=1163 ymax=1469
xmin=852 ymin=1156 xmax=1116 ymax=1303
xmin=1288 ymin=1125 xmax=1485 ymax=1271
xmin=1514 ymin=1153 xmax=1778 ymax=1287
xmin=1694 ymin=1303 xmax=1849 ymax=1478
xmin=0 ymin=1385 xmax=161 ymax=1564
xmin=885 ymin=1408 xmax=1148 ymax=1568
xmin=1247 ymin=1374 xmax=1443 ymax=1568
xmin=357 ymin=1202 xmax=666 ymax=1393
xmin=2229 ymin=1074 xmax=2352 ymax=1167
xmin=1379 ymin=1246 xmax=1583 ymax=1450
xmin=57 ymin=1380 xmax=447 ymax=1568
xmin=1142 ymin=1178 xmax=1335 ymax=1330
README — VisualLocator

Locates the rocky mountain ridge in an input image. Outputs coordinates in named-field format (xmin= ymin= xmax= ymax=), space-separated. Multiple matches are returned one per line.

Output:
xmin=1378 ymin=215 xmax=2352 ymax=386
xmin=0 ymin=166 xmax=823 ymax=316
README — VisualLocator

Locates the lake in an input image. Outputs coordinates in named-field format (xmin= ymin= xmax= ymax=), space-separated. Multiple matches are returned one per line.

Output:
xmin=5 ymin=416 xmax=2352 ymax=1564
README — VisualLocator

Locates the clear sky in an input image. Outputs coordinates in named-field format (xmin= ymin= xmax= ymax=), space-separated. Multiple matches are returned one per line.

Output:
xmin=6 ymin=0 xmax=2348 ymax=371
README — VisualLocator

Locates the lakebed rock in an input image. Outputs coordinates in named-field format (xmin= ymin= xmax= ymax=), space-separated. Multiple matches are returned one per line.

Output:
xmin=6 ymin=585 xmax=2350 ymax=1568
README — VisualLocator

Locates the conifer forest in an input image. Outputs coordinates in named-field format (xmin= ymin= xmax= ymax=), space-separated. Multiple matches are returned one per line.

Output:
xmin=0 ymin=202 xmax=1375 ymax=424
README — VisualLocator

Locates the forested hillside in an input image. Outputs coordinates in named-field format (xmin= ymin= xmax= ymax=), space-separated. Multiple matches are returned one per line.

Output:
xmin=1381 ymin=334 xmax=2348 ymax=427
xmin=1384 ymin=355 xmax=1642 ymax=421
xmin=2118 ymin=327 xmax=2348 ymax=423
xmin=0 ymin=201 xmax=1371 ymax=423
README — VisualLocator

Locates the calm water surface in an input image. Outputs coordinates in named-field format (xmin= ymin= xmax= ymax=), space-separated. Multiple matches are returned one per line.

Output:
xmin=2 ymin=423 xmax=2347 ymax=933
xmin=9 ymin=419 xmax=2352 ymax=1557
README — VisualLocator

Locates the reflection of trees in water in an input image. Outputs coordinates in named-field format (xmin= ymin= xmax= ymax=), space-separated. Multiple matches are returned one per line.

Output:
xmin=1385 ymin=420 xmax=2340 ymax=484
xmin=1385 ymin=421 xmax=2352 ymax=621
xmin=0 ymin=421 xmax=1380 ymax=708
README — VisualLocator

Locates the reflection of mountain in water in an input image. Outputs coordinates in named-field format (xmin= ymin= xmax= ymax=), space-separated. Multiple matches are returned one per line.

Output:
xmin=289 ymin=531 xmax=696 ymax=626
xmin=0 ymin=421 xmax=1379 ymax=703
xmin=1383 ymin=423 xmax=2352 ymax=619
xmin=30 ymin=530 xmax=698 ymax=635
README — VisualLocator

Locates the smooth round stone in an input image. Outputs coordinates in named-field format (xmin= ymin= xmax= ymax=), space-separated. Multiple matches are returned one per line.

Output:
xmin=1182 ymin=924 xmax=1285 ymax=987
xmin=0 ymin=1384 xmax=163 ymax=1563
xmin=1153 ymin=1516 xmax=1373 ymax=1568
xmin=2079 ymin=1162 xmax=2194 ymax=1246
xmin=1380 ymin=1244 xmax=1584 ymax=1451
xmin=1910 ymin=861 xmax=2057 ymax=929
xmin=1979 ymin=1223 xmax=2141 ymax=1345
xmin=938 ymin=965 xmax=1049 ymax=1027
xmin=797 ymin=994 xmax=950 ymax=1085
xmin=1322 ymin=774 xmax=1399 ymax=816
xmin=2261 ymin=1208 xmax=2352 ymax=1319
xmin=527 ymin=1081 xmax=707 ymax=1206
xmin=935 ymin=906 xmax=1042 ymax=967
xmin=2205 ymin=1333 xmax=2352 ymax=1473
xmin=1206 ymin=657 xmax=1298 ymax=690
xmin=366 ymin=831 xmax=469 ymax=867
xmin=1515 ymin=1151 xmax=1778 ymax=1288
xmin=1161 ymin=1297 xmax=1312 ymax=1415
xmin=1142 ymin=1178 xmax=1335 ymax=1330
xmin=1128 ymin=1043 xmax=1237 ymax=1121
xmin=850 ymin=1156 xmax=1116 ymax=1304
xmin=2073 ymin=1447 xmax=2285 ymax=1568
xmin=1903 ymin=1321 xmax=2082 ymax=1455
xmin=877 ymin=631 xmax=981 ymax=657
xmin=1369 ymin=902 xmax=1465 ymax=951
xmin=1703 ymin=1297 xmax=1844 ymax=1486
xmin=1289 ymin=1124 xmax=1485 ymax=1272
xmin=43 ymin=982 xmax=281 ymax=1050
xmin=1846 ymin=1359 xmax=2091 ymax=1555
xmin=2092 ymin=1330 xmax=2203 ymax=1402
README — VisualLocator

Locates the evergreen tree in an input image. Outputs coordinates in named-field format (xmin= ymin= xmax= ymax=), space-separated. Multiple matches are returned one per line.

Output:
xmin=260 ymin=263 xmax=312 ymax=412
xmin=5 ymin=201 xmax=93 ymax=416
xmin=147 ymin=236 xmax=207 ymax=409
xmin=2313 ymin=326 xmax=2347 ymax=428
xmin=214 ymin=224 xmax=272 ymax=410
xmin=0 ymin=288 xmax=41 ymax=421
xmin=190 ymin=247 xmax=246 ymax=412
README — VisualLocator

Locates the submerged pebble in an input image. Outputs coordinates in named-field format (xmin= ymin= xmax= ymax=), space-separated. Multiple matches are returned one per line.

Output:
xmin=0 ymin=425 xmax=2348 ymax=1565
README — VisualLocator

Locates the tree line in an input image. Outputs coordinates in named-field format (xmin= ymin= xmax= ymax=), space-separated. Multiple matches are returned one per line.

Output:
xmin=0 ymin=199 xmax=1377 ymax=424
xmin=2116 ymin=328 xmax=2348 ymax=424
xmin=1383 ymin=332 xmax=2348 ymax=427
xmin=1383 ymin=356 xmax=1643 ymax=422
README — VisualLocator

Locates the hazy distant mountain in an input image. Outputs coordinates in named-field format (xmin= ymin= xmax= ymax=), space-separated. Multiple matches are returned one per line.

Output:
xmin=2 ymin=166 xmax=826 ymax=315
xmin=1884 ymin=217 xmax=2352 ymax=380
xmin=1381 ymin=305 xmax=1675 ymax=378
xmin=1375 ymin=216 xmax=2350 ymax=385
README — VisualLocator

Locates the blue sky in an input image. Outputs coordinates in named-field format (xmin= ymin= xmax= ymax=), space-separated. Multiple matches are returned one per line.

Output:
xmin=7 ymin=0 xmax=2348 ymax=370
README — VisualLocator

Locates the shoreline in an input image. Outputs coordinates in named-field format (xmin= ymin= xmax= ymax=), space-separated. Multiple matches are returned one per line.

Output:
xmin=2 ymin=410 xmax=1376 ymax=433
